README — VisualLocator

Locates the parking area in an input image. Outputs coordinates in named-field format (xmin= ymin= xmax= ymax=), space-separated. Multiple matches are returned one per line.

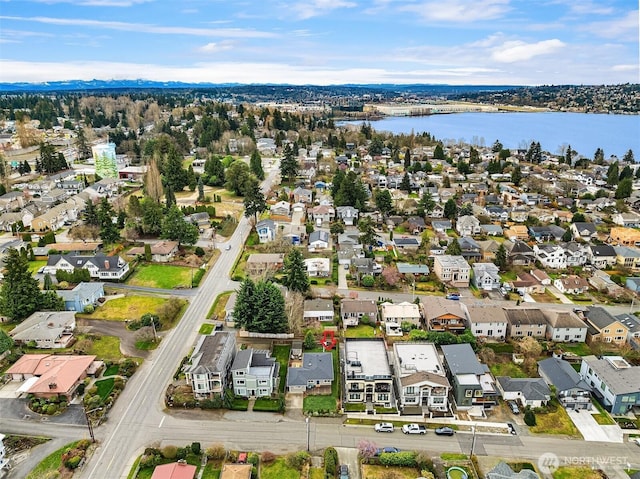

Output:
xmin=567 ymin=408 xmax=623 ymax=442
xmin=336 ymin=447 xmax=361 ymax=479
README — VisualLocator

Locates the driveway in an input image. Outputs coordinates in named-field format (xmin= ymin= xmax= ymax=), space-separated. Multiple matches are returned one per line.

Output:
xmin=77 ymin=318 xmax=150 ymax=359
xmin=337 ymin=264 xmax=348 ymax=290
xmin=547 ymin=286 xmax=574 ymax=304
xmin=336 ymin=447 xmax=361 ymax=479
xmin=567 ymin=408 xmax=623 ymax=442
xmin=0 ymin=398 xmax=86 ymax=425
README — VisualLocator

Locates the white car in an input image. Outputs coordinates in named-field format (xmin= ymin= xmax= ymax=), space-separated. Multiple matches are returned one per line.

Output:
xmin=374 ymin=423 xmax=394 ymax=433
xmin=401 ymin=424 xmax=427 ymax=435
xmin=225 ymin=244 xmax=232 ymax=250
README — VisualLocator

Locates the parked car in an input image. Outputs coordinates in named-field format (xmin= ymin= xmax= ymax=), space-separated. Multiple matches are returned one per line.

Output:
xmin=402 ymin=424 xmax=427 ymax=435
xmin=375 ymin=447 xmax=400 ymax=456
xmin=374 ymin=422 xmax=395 ymax=433
xmin=445 ymin=293 xmax=460 ymax=300
xmin=633 ymin=437 xmax=640 ymax=447
xmin=507 ymin=400 xmax=520 ymax=414
xmin=434 ymin=427 xmax=455 ymax=436
xmin=507 ymin=423 xmax=517 ymax=435
xmin=225 ymin=244 xmax=232 ymax=250
xmin=339 ymin=464 xmax=349 ymax=479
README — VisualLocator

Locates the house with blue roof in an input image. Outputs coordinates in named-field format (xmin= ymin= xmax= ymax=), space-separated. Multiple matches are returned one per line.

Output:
xmin=56 ymin=282 xmax=105 ymax=312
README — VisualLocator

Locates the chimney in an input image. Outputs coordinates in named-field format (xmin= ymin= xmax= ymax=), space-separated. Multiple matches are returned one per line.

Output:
xmin=104 ymin=260 xmax=110 ymax=270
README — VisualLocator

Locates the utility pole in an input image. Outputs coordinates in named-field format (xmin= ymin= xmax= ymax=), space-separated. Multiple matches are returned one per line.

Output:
xmin=83 ymin=407 xmax=102 ymax=442
xmin=306 ymin=417 xmax=310 ymax=452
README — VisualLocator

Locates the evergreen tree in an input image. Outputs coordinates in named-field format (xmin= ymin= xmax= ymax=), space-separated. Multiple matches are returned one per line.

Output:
xmin=564 ymin=145 xmax=573 ymax=165
xmin=197 ymin=176 xmax=205 ymax=202
xmin=303 ymin=330 xmax=316 ymax=350
xmin=404 ymin=148 xmax=411 ymax=169
xmin=84 ymin=199 xmax=99 ymax=226
xmin=243 ymin=177 xmax=267 ymax=226
xmin=280 ymin=144 xmax=298 ymax=184
xmin=494 ymin=243 xmax=507 ymax=270
xmin=358 ymin=217 xmax=377 ymax=249
xmin=0 ymin=249 xmax=47 ymax=321
xmin=606 ymin=161 xmax=620 ymax=186
xmin=446 ymin=238 xmax=461 ymax=255
xmin=43 ymin=273 xmax=53 ymax=291
xmin=282 ymin=248 xmax=310 ymax=293
xmin=187 ymin=165 xmax=197 ymax=191
xmin=615 ymin=177 xmax=633 ymax=199
xmin=400 ymin=172 xmax=411 ymax=192
xmin=418 ymin=191 xmax=436 ymax=216
xmin=444 ymin=199 xmax=458 ymax=220
xmin=163 ymin=145 xmax=188 ymax=192
xmin=491 ymin=140 xmax=503 ymax=153
xmin=75 ymin=127 xmax=92 ymax=160
xmin=442 ymin=175 xmax=451 ymax=188
xmin=623 ymin=149 xmax=635 ymax=163
xmin=433 ymin=144 xmax=445 ymax=160
xmin=511 ymin=165 xmax=523 ymax=186
xmin=249 ymin=150 xmax=265 ymax=180
xmin=161 ymin=205 xmax=199 ymax=245
xmin=619 ymin=165 xmax=633 ymax=181
xmin=233 ymin=279 xmax=288 ymax=333
xmin=593 ymin=147 xmax=605 ymax=164
xmin=204 ymin=155 xmax=225 ymax=186
xmin=374 ymin=189 xmax=393 ymax=216
xmin=225 ymin=160 xmax=251 ymax=196
xmin=141 ymin=197 xmax=163 ymax=235
xmin=165 ymin=184 xmax=176 ymax=207
xmin=97 ymin=197 xmax=120 ymax=243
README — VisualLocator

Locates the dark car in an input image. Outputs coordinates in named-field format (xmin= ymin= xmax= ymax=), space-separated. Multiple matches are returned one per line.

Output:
xmin=339 ymin=464 xmax=349 ymax=479
xmin=434 ymin=427 xmax=455 ymax=436
xmin=376 ymin=447 xmax=400 ymax=455
xmin=446 ymin=293 xmax=460 ymax=300
xmin=507 ymin=423 xmax=517 ymax=435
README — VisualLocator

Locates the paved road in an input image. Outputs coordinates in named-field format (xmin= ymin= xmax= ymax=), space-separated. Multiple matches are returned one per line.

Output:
xmin=77 ymin=162 xmax=279 ymax=479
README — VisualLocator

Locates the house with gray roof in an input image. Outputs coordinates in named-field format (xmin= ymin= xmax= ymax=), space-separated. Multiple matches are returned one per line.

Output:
xmin=504 ymin=308 xmax=547 ymax=339
xmin=185 ymin=332 xmax=236 ymax=398
xmin=56 ymin=282 xmax=105 ymax=312
xmin=580 ymin=355 xmax=640 ymax=414
xmin=441 ymin=343 xmax=498 ymax=409
xmin=340 ymin=298 xmax=378 ymax=328
xmin=231 ymin=348 xmax=279 ymax=398
xmin=472 ymin=262 xmax=501 ymax=291
xmin=496 ymin=377 xmax=551 ymax=408
xmin=396 ymin=262 xmax=430 ymax=276
xmin=256 ymin=219 xmax=276 ymax=244
xmin=45 ymin=254 xmax=129 ymax=281
xmin=486 ymin=462 xmax=540 ymax=479
xmin=538 ymin=357 xmax=592 ymax=410
xmin=303 ymin=299 xmax=334 ymax=323
xmin=10 ymin=311 xmax=76 ymax=349
xmin=286 ymin=353 xmax=334 ymax=394
xmin=308 ymin=230 xmax=330 ymax=250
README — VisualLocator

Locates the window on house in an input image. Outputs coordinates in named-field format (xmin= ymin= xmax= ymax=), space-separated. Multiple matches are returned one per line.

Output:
xmin=465 ymin=389 xmax=473 ymax=398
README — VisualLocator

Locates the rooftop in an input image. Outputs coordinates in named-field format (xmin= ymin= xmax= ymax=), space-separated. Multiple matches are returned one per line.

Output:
xmin=345 ymin=339 xmax=391 ymax=379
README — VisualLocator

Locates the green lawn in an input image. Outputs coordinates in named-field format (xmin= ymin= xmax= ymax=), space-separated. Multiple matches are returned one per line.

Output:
xmin=28 ymin=260 xmax=47 ymax=274
xmin=530 ymin=403 xmax=580 ymax=437
xmin=88 ymin=295 xmax=170 ymax=321
xmin=135 ymin=340 xmax=160 ymax=351
xmin=440 ymin=453 xmax=468 ymax=461
xmin=484 ymin=342 xmax=515 ymax=354
xmin=201 ymin=465 xmax=221 ymax=479
xmin=490 ymin=362 xmax=528 ymax=378
xmin=254 ymin=397 xmax=283 ymax=412
xmin=207 ymin=291 xmax=233 ymax=319
xmin=500 ymin=271 xmax=518 ymax=281
xmin=103 ymin=364 xmax=119 ymax=376
xmin=94 ymin=378 xmax=115 ymax=400
xmin=591 ymin=399 xmax=616 ymax=425
xmin=26 ymin=440 xmax=80 ymax=479
xmin=88 ymin=335 xmax=123 ymax=361
xmin=344 ymin=324 xmax=376 ymax=338
xmin=127 ymin=264 xmax=195 ymax=289
xmin=555 ymin=343 xmax=592 ymax=356
xmin=303 ymin=395 xmax=337 ymax=413
xmin=552 ymin=466 xmax=603 ymax=479
xmin=273 ymin=345 xmax=291 ymax=394
xmin=261 ymin=458 xmax=300 ymax=479
xmin=199 ymin=323 xmax=215 ymax=335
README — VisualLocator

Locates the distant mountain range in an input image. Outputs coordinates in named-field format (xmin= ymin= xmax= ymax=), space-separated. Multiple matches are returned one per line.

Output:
xmin=0 ymin=79 xmax=520 ymax=95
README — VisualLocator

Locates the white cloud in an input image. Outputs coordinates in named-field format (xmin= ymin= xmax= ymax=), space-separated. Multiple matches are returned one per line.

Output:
xmin=291 ymin=0 xmax=357 ymax=20
xmin=581 ymin=10 xmax=639 ymax=40
xmin=0 ymin=15 xmax=278 ymax=38
xmin=491 ymin=39 xmax=565 ymax=63
xmin=612 ymin=64 xmax=638 ymax=72
xmin=549 ymin=0 xmax=615 ymax=16
xmin=402 ymin=0 xmax=510 ymax=22
xmin=198 ymin=40 xmax=235 ymax=53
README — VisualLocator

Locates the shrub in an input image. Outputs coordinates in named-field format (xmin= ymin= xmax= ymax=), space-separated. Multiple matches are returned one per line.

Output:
xmin=261 ymin=451 xmax=276 ymax=463
xmin=190 ymin=442 xmax=201 ymax=455
xmin=379 ymin=451 xmax=417 ymax=467
xmin=524 ymin=408 xmax=536 ymax=426
xmin=206 ymin=444 xmax=226 ymax=460
xmin=324 ymin=447 xmax=338 ymax=476
xmin=46 ymin=404 xmax=58 ymax=415
xmin=83 ymin=304 xmax=95 ymax=314
xmin=176 ymin=447 xmax=189 ymax=460
xmin=65 ymin=455 xmax=82 ymax=469
xmin=286 ymin=451 xmax=311 ymax=471
xmin=362 ymin=275 xmax=375 ymax=287
xmin=195 ymin=246 xmax=205 ymax=257
xmin=162 ymin=445 xmax=178 ymax=459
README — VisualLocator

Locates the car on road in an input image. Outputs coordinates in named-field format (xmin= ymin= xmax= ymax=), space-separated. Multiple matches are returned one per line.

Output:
xmin=225 ymin=244 xmax=232 ymax=250
xmin=507 ymin=423 xmax=517 ymax=435
xmin=633 ymin=438 xmax=640 ymax=447
xmin=445 ymin=293 xmax=460 ymax=300
xmin=374 ymin=422 xmax=395 ymax=433
xmin=434 ymin=427 xmax=455 ymax=436
xmin=507 ymin=400 xmax=520 ymax=414
xmin=402 ymin=424 xmax=427 ymax=435
xmin=375 ymin=447 xmax=400 ymax=456
xmin=339 ymin=464 xmax=349 ymax=479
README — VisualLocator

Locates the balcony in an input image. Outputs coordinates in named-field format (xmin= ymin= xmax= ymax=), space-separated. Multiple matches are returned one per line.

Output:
xmin=375 ymin=384 xmax=391 ymax=393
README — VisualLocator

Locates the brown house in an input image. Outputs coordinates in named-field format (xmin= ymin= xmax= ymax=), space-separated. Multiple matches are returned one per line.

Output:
xmin=421 ymin=297 xmax=466 ymax=333
xmin=504 ymin=308 xmax=547 ymax=339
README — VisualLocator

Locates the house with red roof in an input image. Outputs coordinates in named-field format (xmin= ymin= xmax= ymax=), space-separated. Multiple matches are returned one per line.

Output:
xmin=151 ymin=461 xmax=197 ymax=479
xmin=6 ymin=354 xmax=98 ymax=399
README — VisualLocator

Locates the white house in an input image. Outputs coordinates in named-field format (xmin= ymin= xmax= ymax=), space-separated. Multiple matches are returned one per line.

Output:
xmin=464 ymin=305 xmax=508 ymax=340
xmin=304 ymin=257 xmax=330 ymax=277
xmin=496 ymin=377 xmax=551 ymax=408
xmin=380 ymin=301 xmax=421 ymax=336
xmin=471 ymin=262 xmax=501 ymax=291
xmin=231 ymin=348 xmax=279 ymax=398
xmin=533 ymin=244 xmax=566 ymax=269
xmin=553 ymin=275 xmax=589 ymax=295
xmin=10 ymin=311 xmax=76 ymax=349
xmin=185 ymin=332 xmax=236 ymax=398
xmin=308 ymin=230 xmax=330 ymax=251
xmin=456 ymin=215 xmax=481 ymax=236
xmin=303 ymin=299 xmax=334 ymax=322
xmin=542 ymin=310 xmax=588 ymax=343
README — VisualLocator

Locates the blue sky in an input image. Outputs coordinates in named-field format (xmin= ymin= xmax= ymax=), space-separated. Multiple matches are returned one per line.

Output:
xmin=0 ymin=0 xmax=638 ymax=85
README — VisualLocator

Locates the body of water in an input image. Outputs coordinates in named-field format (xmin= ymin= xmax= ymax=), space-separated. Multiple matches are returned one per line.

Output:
xmin=343 ymin=112 xmax=639 ymax=159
